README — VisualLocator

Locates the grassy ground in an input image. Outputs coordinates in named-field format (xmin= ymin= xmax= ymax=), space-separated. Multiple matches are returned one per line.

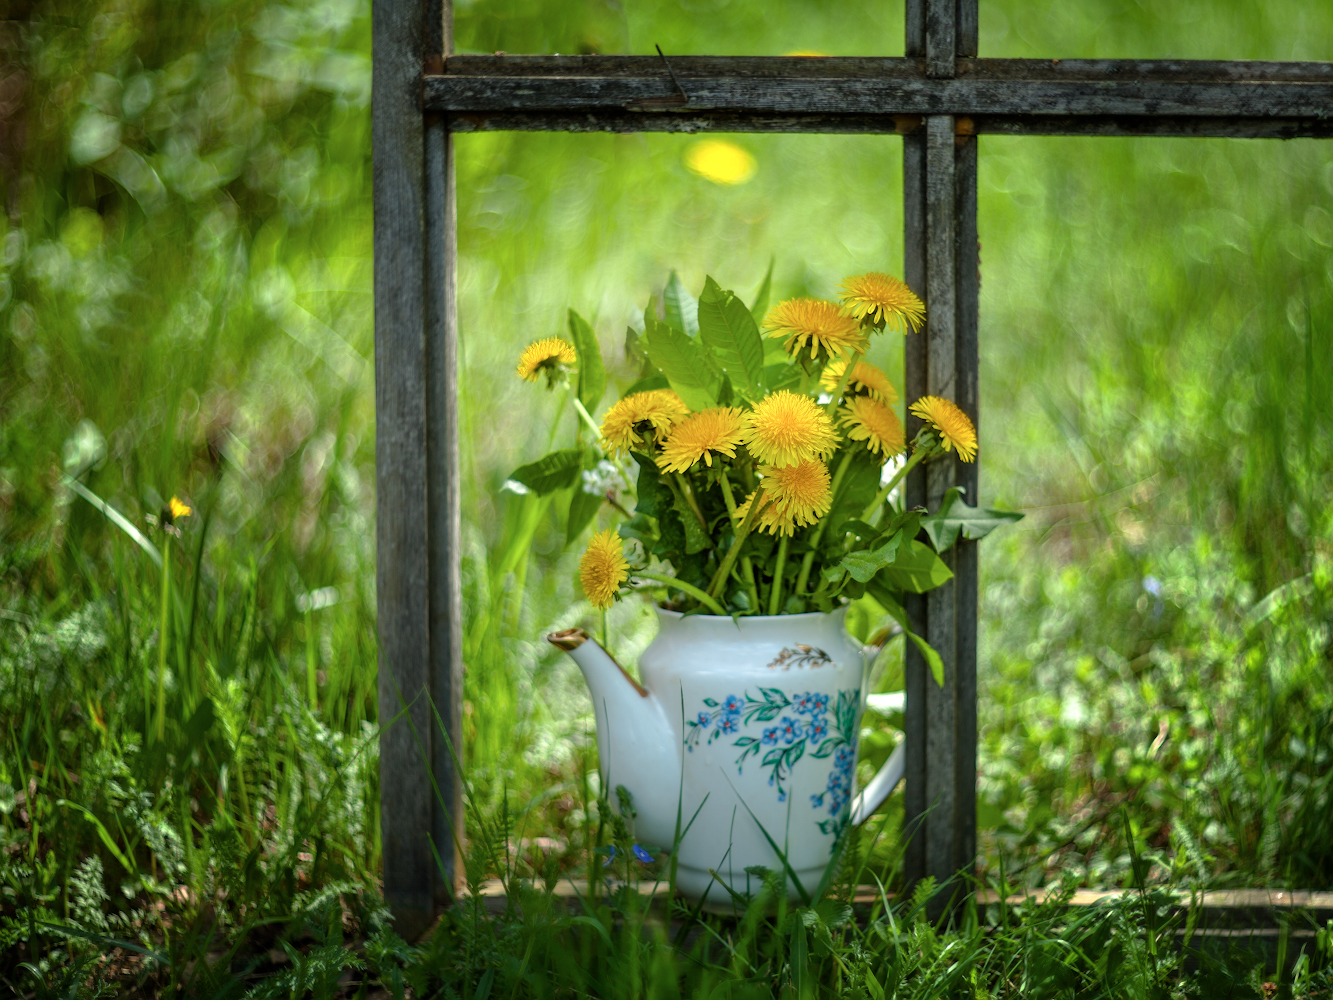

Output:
xmin=0 ymin=0 xmax=1331 ymax=994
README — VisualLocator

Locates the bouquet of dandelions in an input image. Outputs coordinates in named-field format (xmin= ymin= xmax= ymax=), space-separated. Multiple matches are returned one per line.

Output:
xmin=511 ymin=266 xmax=1019 ymax=675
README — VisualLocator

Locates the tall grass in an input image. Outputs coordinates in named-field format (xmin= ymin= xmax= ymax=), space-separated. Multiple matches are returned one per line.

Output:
xmin=0 ymin=0 xmax=1330 ymax=992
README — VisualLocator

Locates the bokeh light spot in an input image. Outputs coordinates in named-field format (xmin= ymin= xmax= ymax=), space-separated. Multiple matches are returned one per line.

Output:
xmin=684 ymin=140 xmax=757 ymax=185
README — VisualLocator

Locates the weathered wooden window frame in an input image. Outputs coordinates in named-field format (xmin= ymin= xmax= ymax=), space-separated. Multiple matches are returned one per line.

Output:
xmin=372 ymin=0 xmax=1333 ymax=934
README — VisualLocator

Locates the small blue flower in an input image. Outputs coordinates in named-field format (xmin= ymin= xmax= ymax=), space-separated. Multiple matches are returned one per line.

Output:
xmin=632 ymin=844 xmax=654 ymax=864
xmin=810 ymin=692 xmax=829 ymax=714
xmin=793 ymin=692 xmax=815 ymax=714
xmin=778 ymin=789 xmax=787 ymax=803
xmin=718 ymin=716 xmax=739 ymax=734
xmin=602 ymin=844 xmax=617 ymax=867
xmin=810 ymin=793 xmax=825 ymax=808
xmin=835 ymin=745 xmax=854 ymax=768
xmin=721 ymin=694 xmax=744 ymax=715
xmin=761 ymin=727 xmax=779 ymax=746
xmin=696 ymin=711 xmax=710 ymax=726
xmin=806 ymin=717 xmax=828 ymax=741
xmin=779 ymin=717 xmax=800 ymax=744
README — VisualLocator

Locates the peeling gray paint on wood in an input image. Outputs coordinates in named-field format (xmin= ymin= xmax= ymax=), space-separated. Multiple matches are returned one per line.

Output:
xmin=374 ymin=0 xmax=462 ymax=940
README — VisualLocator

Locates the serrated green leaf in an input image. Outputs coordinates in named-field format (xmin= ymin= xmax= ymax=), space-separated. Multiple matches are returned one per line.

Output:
xmin=664 ymin=270 xmax=699 ymax=337
xmin=875 ymin=539 xmax=954 ymax=594
xmin=624 ymin=326 xmax=653 ymax=378
xmin=764 ymin=361 xmax=800 ymax=390
xmin=510 ymin=449 xmax=582 ymax=496
xmin=865 ymin=582 xmax=946 ymax=688
xmin=623 ymin=373 xmax=669 ymax=397
xmin=839 ymin=530 xmax=905 ymax=583
xmin=750 ymin=258 xmax=774 ymax=327
xmin=645 ymin=312 xmax=720 ymax=411
xmin=631 ymin=452 xmax=670 ymax=518
xmin=826 ymin=451 xmax=883 ymax=532
xmin=698 ymin=276 xmax=766 ymax=400
xmin=672 ymin=488 xmax=711 ymax=554
xmin=567 ymin=309 xmax=605 ymax=412
xmin=566 ymin=488 xmax=602 ymax=547
xmin=921 ymin=486 xmax=1025 ymax=552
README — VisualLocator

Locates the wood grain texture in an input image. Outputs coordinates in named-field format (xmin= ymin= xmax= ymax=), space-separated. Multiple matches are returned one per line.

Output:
xmin=374 ymin=0 xmax=434 ymax=940
xmin=424 ymin=112 xmax=464 ymax=909
xmin=374 ymin=0 xmax=461 ymax=940
xmin=440 ymin=110 xmax=1333 ymax=138
xmin=901 ymin=125 xmax=928 ymax=889
xmin=953 ymin=134 xmax=979 ymax=896
xmin=922 ymin=115 xmax=959 ymax=914
xmin=925 ymin=0 xmax=955 ymax=79
xmin=424 ymin=57 xmax=1333 ymax=126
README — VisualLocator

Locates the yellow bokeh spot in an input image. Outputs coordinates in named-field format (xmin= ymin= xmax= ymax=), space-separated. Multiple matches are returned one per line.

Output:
xmin=684 ymin=140 xmax=757 ymax=186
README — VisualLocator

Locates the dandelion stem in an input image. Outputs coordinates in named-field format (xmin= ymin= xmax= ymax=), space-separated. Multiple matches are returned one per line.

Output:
xmin=741 ymin=557 xmax=761 ymax=614
xmin=601 ymin=608 xmax=608 ymax=651
xmin=573 ymin=396 xmax=634 ymax=491
xmin=794 ymin=449 xmax=854 ymax=596
xmin=633 ymin=571 xmax=727 ymax=616
xmin=673 ymin=473 xmax=709 ymax=537
xmin=717 ymin=471 xmax=738 ymax=517
xmin=769 ymin=535 xmax=789 ymax=615
xmin=823 ymin=349 xmax=863 ymax=419
xmin=860 ymin=445 xmax=930 ymax=522
xmin=707 ymin=487 xmax=771 ymax=600
xmin=155 ymin=536 xmax=171 ymax=743
xmin=718 ymin=473 xmax=760 ymax=610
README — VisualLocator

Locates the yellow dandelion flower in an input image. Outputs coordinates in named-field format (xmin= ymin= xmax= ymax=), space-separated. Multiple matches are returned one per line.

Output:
xmin=839 ymin=396 xmax=905 ymax=459
xmin=516 ymin=337 xmax=577 ymax=386
xmin=656 ymin=406 xmax=746 ymax=473
xmin=740 ymin=390 xmax=839 ymax=468
xmin=734 ymin=489 xmax=796 ymax=537
xmin=733 ymin=459 xmax=832 ymax=537
xmin=838 ymin=272 xmax=925 ymax=333
xmin=684 ymin=140 xmax=757 ymax=185
xmin=168 ymin=496 xmax=192 ymax=520
xmin=762 ymin=459 xmax=833 ymax=529
xmin=600 ymin=389 xmax=689 ymax=458
xmin=763 ymin=298 xmax=867 ymax=361
xmin=579 ymin=528 xmax=628 ymax=610
xmin=819 ymin=358 xmax=899 ymax=404
xmin=909 ymin=395 xmax=977 ymax=462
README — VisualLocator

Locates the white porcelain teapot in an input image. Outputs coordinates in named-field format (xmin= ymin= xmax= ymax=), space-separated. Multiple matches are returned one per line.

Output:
xmin=548 ymin=605 xmax=905 ymax=903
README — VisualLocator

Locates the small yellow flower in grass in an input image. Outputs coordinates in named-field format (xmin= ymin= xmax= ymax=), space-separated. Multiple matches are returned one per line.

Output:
xmin=516 ymin=337 xmax=578 ymax=387
xmin=740 ymin=390 xmax=839 ymax=468
xmin=685 ymin=140 xmax=757 ymax=185
xmin=840 ymin=396 xmax=905 ymax=459
xmin=600 ymin=389 xmax=689 ymax=458
xmin=819 ymin=358 xmax=899 ymax=404
xmin=909 ymin=395 xmax=977 ymax=462
xmin=838 ymin=272 xmax=925 ymax=333
xmin=579 ymin=528 xmax=629 ymax=610
xmin=656 ymin=406 xmax=746 ymax=473
xmin=734 ymin=459 xmax=833 ymax=537
xmin=168 ymin=497 xmax=192 ymax=520
xmin=763 ymin=298 xmax=867 ymax=362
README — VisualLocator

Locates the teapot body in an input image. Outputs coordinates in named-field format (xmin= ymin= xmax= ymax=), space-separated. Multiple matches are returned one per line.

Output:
xmin=639 ymin=606 xmax=866 ymax=904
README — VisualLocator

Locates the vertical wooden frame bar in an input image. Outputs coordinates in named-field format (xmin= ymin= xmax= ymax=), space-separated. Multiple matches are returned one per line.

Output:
xmin=424 ymin=1 xmax=465 ymax=913
xmin=902 ymin=0 xmax=980 ymax=913
xmin=374 ymin=0 xmax=462 ymax=938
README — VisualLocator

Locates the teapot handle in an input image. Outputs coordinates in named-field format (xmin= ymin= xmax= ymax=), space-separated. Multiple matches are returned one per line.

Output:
xmin=848 ymin=741 xmax=905 ymax=826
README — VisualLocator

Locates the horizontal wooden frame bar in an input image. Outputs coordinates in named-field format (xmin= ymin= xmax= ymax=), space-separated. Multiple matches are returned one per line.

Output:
xmin=424 ymin=56 xmax=1333 ymax=137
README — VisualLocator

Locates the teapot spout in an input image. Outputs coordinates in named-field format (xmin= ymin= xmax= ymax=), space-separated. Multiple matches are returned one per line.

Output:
xmin=547 ymin=629 xmax=680 ymax=848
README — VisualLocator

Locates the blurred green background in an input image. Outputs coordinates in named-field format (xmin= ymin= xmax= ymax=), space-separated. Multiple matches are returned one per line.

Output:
xmin=1 ymin=0 xmax=1332 ymax=971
